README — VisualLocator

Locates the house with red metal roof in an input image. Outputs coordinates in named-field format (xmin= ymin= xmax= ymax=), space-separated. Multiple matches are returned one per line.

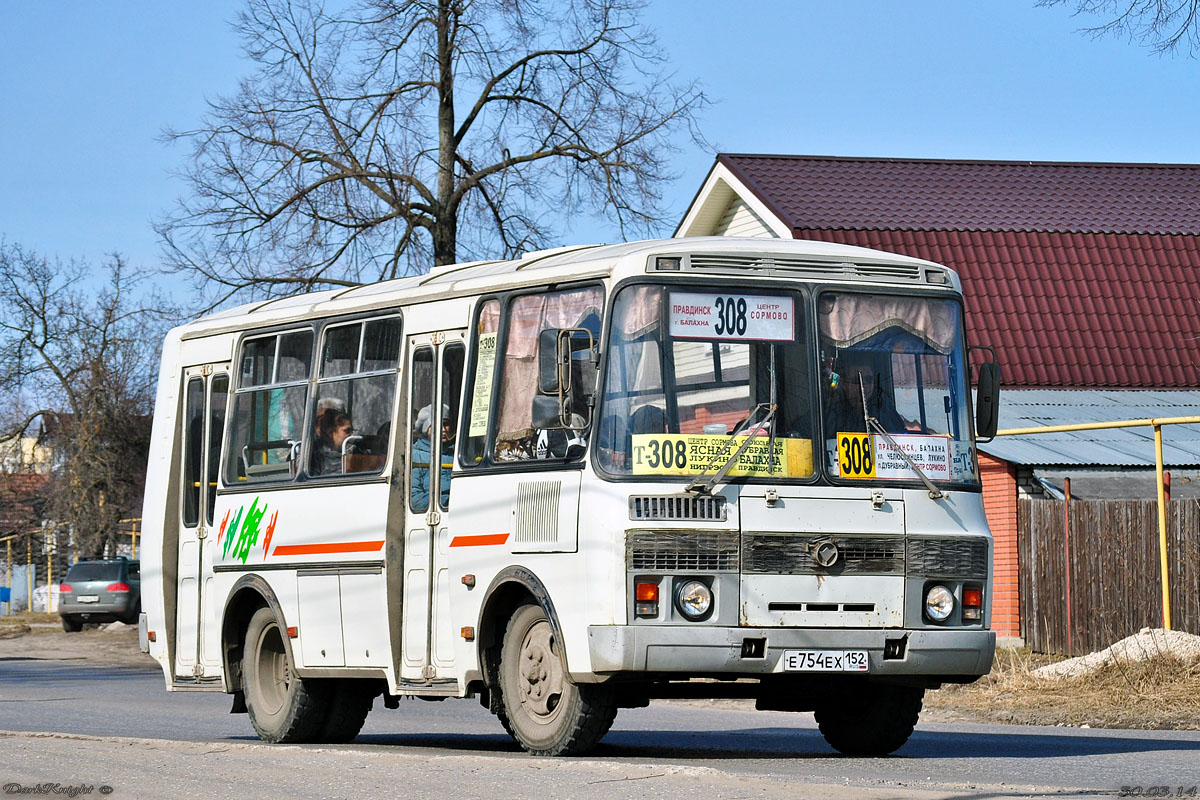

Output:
xmin=675 ymin=154 xmax=1200 ymax=643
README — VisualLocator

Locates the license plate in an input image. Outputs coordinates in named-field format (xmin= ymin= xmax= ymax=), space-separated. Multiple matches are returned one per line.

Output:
xmin=783 ymin=649 xmax=869 ymax=672
xmin=78 ymin=595 xmax=99 ymax=603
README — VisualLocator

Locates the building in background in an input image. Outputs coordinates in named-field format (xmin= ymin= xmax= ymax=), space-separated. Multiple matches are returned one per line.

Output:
xmin=677 ymin=154 xmax=1200 ymax=643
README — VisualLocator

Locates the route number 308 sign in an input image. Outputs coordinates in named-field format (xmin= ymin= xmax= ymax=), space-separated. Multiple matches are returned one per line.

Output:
xmin=837 ymin=433 xmax=877 ymax=478
xmin=668 ymin=292 xmax=794 ymax=341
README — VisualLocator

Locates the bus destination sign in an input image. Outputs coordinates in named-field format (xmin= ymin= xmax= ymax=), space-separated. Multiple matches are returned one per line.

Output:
xmin=668 ymin=292 xmax=794 ymax=341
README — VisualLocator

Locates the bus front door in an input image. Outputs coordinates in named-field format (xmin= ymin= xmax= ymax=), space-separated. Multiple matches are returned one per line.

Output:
xmin=174 ymin=364 xmax=229 ymax=681
xmin=401 ymin=332 xmax=466 ymax=683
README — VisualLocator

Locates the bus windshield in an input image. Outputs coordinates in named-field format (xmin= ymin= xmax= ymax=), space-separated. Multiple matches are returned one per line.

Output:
xmin=595 ymin=284 xmax=978 ymax=486
xmin=596 ymin=284 xmax=816 ymax=479
xmin=818 ymin=292 xmax=978 ymax=485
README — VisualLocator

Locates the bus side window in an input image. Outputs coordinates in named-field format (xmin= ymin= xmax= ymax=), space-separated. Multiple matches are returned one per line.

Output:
xmin=225 ymin=329 xmax=314 ymax=484
xmin=312 ymin=316 xmax=402 ymax=477
xmin=439 ymin=343 xmax=465 ymax=509
xmin=182 ymin=377 xmax=204 ymax=526
xmin=492 ymin=286 xmax=603 ymax=463
xmin=461 ymin=299 xmax=500 ymax=467
xmin=409 ymin=347 xmax=435 ymax=512
xmin=207 ymin=374 xmax=228 ymax=525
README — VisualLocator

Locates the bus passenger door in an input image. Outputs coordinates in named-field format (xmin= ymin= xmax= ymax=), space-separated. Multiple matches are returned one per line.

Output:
xmin=400 ymin=331 xmax=466 ymax=682
xmin=174 ymin=364 xmax=229 ymax=680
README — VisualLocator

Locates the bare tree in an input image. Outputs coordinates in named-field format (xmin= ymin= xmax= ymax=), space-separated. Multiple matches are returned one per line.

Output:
xmin=0 ymin=242 xmax=173 ymax=557
xmin=1041 ymin=0 xmax=1200 ymax=55
xmin=159 ymin=0 xmax=707 ymax=308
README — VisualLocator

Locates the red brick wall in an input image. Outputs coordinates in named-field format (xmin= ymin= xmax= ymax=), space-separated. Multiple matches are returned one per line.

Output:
xmin=980 ymin=453 xmax=1020 ymax=638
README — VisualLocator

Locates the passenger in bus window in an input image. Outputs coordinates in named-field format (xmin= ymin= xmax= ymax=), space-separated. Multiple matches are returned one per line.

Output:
xmin=826 ymin=357 xmax=915 ymax=435
xmin=411 ymin=404 xmax=453 ymax=508
xmin=313 ymin=406 xmax=354 ymax=475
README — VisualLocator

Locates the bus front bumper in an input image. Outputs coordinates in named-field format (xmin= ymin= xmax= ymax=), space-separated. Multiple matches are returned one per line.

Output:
xmin=587 ymin=625 xmax=995 ymax=678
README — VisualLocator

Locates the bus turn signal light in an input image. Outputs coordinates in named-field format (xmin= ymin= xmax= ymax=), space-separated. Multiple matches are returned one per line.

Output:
xmin=963 ymin=587 xmax=983 ymax=621
xmin=635 ymin=582 xmax=659 ymax=617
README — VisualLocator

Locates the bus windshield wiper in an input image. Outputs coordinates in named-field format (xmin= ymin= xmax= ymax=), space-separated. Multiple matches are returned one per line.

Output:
xmin=855 ymin=374 xmax=943 ymax=499
xmin=861 ymin=397 xmax=944 ymax=501
xmin=685 ymin=402 xmax=776 ymax=495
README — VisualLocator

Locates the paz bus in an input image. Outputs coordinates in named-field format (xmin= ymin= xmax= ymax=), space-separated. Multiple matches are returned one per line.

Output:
xmin=139 ymin=237 xmax=1000 ymax=756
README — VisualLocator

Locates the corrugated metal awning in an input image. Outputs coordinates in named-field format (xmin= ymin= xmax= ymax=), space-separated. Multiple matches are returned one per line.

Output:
xmin=979 ymin=389 xmax=1200 ymax=467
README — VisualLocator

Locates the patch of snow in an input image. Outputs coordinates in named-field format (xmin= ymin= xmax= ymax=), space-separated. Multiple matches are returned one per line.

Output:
xmin=1034 ymin=627 xmax=1200 ymax=679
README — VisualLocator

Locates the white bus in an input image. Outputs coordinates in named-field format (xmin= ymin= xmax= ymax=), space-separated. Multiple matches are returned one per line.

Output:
xmin=140 ymin=237 xmax=1000 ymax=756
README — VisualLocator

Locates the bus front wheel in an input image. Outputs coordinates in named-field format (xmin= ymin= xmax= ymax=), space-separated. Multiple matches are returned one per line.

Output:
xmin=499 ymin=603 xmax=616 ymax=756
xmin=243 ymin=607 xmax=329 ymax=743
xmin=814 ymin=683 xmax=924 ymax=756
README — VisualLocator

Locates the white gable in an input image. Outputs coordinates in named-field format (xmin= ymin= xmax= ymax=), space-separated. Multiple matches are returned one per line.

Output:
xmin=674 ymin=161 xmax=791 ymax=239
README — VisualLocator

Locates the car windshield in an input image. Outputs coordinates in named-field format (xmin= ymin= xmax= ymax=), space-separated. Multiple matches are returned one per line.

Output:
xmin=818 ymin=292 xmax=979 ymax=485
xmin=65 ymin=562 xmax=123 ymax=582
xmin=596 ymin=284 xmax=815 ymax=479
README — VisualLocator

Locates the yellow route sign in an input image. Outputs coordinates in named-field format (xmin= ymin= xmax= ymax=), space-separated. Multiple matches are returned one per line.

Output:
xmin=631 ymin=434 xmax=812 ymax=477
xmin=836 ymin=432 xmax=876 ymax=479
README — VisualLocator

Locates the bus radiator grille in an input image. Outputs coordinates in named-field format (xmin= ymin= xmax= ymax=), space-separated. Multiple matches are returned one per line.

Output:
xmin=741 ymin=534 xmax=904 ymax=575
xmin=906 ymin=537 xmax=989 ymax=579
xmin=627 ymin=531 xmax=739 ymax=572
xmin=628 ymin=494 xmax=727 ymax=522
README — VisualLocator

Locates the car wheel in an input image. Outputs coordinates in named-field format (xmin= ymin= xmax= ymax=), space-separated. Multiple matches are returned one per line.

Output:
xmin=61 ymin=615 xmax=83 ymax=633
xmin=815 ymin=684 xmax=924 ymax=756
xmin=242 ymin=607 xmax=329 ymax=743
xmin=498 ymin=603 xmax=616 ymax=756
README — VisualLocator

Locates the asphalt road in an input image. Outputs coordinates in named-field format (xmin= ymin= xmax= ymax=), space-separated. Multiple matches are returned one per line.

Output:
xmin=3 ymin=660 xmax=1199 ymax=799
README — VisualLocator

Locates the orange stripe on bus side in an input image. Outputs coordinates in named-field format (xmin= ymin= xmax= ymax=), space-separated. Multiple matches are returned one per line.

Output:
xmin=272 ymin=541 xmax=385 ymax=556
xmin=449 ymin=533 xmax=510 ymax=548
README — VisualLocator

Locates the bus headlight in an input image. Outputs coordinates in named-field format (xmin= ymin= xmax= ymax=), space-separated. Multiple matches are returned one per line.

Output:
xmin=924 ymin=584 xmax=955 ymax=623
xmin=675 ymin=580 xmax=713 ymax=621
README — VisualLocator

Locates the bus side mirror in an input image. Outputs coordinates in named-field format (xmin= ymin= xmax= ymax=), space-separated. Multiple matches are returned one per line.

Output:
xmin=537 ymin=329 xmax=565 ymax=395
xmin=536 ymin=327 xmax=597 ymax=429
xmin=531 ymin=394 xmax=561 ymax=429
xmin=538 ymin=327 xmax=597 ymax=396
xmin=975 ymin=361 xmax=1000 ymax=442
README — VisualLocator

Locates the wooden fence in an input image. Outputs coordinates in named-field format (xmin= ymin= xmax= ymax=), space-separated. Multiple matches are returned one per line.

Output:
xmin=1018 ymin=497 xmax=1200 ymax=654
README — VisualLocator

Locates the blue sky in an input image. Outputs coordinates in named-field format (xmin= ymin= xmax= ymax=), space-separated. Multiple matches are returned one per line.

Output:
xmin=1 ymin=1 xmax=1198 ymax=300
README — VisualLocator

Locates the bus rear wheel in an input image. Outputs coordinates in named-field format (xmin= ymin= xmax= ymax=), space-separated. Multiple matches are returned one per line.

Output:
xmin=499 ymin=603 xmax=616 ymax=756
xmin=243 ymin=607 xmax=329 ymax=743
xmin=314 ymin=679 xmax=377 ymax=743
xmin=815 ymin=683 xmax=924 ymax=756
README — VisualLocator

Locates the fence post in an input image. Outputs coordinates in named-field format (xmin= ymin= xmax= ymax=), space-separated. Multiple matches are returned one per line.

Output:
xmin=1154 ymin=424 xmax=1172 ymax=630
xmin=1064 ymin=477 xmax=1072 ymax=656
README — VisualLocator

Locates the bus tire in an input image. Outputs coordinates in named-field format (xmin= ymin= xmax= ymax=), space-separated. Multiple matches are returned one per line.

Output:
xmin=315 ymin=679 xmax=377 ymax=743
xmin=815 ymin=684 xmax=924 ymax=756
xmin=499 ymin=603 xmax=616 ymax=756
xmin=243 ymin=607 xmax=329 ymax=743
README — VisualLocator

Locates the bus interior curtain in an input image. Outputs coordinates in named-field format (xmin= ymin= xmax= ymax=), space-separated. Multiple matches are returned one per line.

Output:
xmin=819 ymin=294 xmax=957 ymax=354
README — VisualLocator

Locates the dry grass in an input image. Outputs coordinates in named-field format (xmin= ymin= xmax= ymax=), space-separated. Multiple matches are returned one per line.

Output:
xmin=1 ymin=611 xmax=58 ymax=625
xmin=926 ymin=646 xmax=1200 ymax=729
xmin=0 ymin=611 xmax=59 ymax=636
